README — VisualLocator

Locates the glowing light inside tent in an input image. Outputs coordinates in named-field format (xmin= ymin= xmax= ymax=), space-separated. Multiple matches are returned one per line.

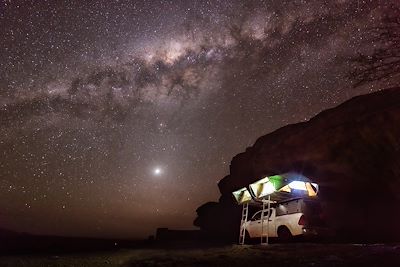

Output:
xmin=232 ymin=187 xmax=252 ymax=204
xmin=288 ymin=181 xmax=307 ymax=191
xmin=306 ymin=182 xmax=318 ymax=197
xmin=249 ymin=177 xmax=277 ymax=198
xmin=282 ymin=181 xmax=319 ymax=197
xmin=261 ymin=181 xmax=275 ymax=195
xmin=279 ymin=184 xmax=291 ymax=193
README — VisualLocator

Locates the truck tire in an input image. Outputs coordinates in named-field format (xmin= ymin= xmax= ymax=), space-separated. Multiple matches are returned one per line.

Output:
xmin=278 ymin=226 xmax=292 ymax=242
xmin=244 ymin=231 xmax=253 ymax=244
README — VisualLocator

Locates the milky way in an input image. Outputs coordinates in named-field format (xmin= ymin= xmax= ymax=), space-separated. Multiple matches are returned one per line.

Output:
xmin=1 ymin=0 xmax=399 ymax=238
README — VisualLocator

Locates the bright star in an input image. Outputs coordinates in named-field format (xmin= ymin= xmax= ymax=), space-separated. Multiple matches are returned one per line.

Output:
xmin=153 ymin=167 xmax=162 ymax=176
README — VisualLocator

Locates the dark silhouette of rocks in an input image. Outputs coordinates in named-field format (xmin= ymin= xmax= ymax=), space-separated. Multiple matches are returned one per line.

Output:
xmin=194 ymin=87 xmax=400 ymax=242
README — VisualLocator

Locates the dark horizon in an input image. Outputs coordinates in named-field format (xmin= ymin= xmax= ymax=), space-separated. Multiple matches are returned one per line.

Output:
xmin=1 ymin=0 xmax=400 ymax=239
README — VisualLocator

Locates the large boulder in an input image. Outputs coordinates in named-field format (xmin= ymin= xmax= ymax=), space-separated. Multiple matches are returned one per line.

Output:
xmin=195 ymin=87 xmax=400 ymax=242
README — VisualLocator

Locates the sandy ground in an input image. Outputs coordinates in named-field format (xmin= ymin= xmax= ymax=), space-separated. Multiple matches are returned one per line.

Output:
xmin=1 ymin=243 xmax=400 ymax=267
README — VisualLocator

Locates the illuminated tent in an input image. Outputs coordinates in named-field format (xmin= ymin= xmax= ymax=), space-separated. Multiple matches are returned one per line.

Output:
xmin=248 ymin=172 xmax=318 ymax=203
xmin=232 ymin=172 xmax=319 ymax=206
xmin=232 ymin=187 xmax=253 ymax=205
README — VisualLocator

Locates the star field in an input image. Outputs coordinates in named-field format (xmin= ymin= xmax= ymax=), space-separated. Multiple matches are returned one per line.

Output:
xmin=0 ymin=0 xmax=398 ymax=238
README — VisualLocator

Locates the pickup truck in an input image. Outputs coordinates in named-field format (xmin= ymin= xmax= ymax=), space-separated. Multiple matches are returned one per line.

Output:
xmin=243 ymin=198 xmax=326 ymax=241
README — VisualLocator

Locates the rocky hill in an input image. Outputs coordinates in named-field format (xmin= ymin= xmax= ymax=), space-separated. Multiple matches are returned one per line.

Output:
xmin=194 ymin=87 xmax=400 ymax=242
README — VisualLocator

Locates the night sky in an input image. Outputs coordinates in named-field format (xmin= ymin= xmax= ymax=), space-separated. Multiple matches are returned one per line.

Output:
xmin=0 ymin=0 xmax=398 ymax=239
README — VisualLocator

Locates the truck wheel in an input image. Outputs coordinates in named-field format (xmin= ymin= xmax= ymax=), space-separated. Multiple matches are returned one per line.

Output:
xmin=278 ymin=227 xmax=292 ymax=243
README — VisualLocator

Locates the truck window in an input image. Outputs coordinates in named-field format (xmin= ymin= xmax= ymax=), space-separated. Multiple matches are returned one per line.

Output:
xmin=251 ymin=209 xmax=273 ymax=221
xmin=251 ymin=211 xmax=261 ymax=221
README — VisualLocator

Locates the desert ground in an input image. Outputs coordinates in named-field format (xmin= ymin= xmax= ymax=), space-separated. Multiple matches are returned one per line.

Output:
xmin=1 ymin=243 xmax=400 ymax=267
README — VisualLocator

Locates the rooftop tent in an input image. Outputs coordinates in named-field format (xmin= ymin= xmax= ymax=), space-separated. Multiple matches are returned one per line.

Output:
xmin=248 ymin=172 xmax=318 ymax=202
xmin=232 ymin=187 xmax=253 ymax=205
xmin=233 ymin=172 xmax=319 ymax=245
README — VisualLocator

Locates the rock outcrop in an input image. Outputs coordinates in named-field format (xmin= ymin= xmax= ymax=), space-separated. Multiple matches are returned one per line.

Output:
xmin=194 ymin=87 xmax=400 ymax=242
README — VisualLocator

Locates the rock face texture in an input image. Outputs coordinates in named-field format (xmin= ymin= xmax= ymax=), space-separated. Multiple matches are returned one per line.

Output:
xmin=194 ymin=87 xmax=400 ymax=241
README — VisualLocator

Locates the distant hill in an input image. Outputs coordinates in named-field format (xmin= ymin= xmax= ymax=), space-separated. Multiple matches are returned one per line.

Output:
xmin=0 ymin=227 xmax=144 ymax=254
xmin=0 ymin=227 xmax=23 ymax=238
xmin=195 ymin=87 xmax=400 ymax=242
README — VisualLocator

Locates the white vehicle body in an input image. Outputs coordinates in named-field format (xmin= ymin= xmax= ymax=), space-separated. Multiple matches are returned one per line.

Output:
xmin=243 ymin=198 xmax=324 ymax=239
xmin=243 ymin=208 xmax=304 ymax=238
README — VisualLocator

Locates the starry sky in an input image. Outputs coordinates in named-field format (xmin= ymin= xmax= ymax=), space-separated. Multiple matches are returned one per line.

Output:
xmin=0 ymin=0 xmax=398 ymax=239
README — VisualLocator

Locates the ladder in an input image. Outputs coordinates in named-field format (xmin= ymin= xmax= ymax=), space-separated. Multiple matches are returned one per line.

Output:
xmin=260 ymin=195 xmax=271 ymax=245
xmin=239 ymin=202 xmax=249 ymax=245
